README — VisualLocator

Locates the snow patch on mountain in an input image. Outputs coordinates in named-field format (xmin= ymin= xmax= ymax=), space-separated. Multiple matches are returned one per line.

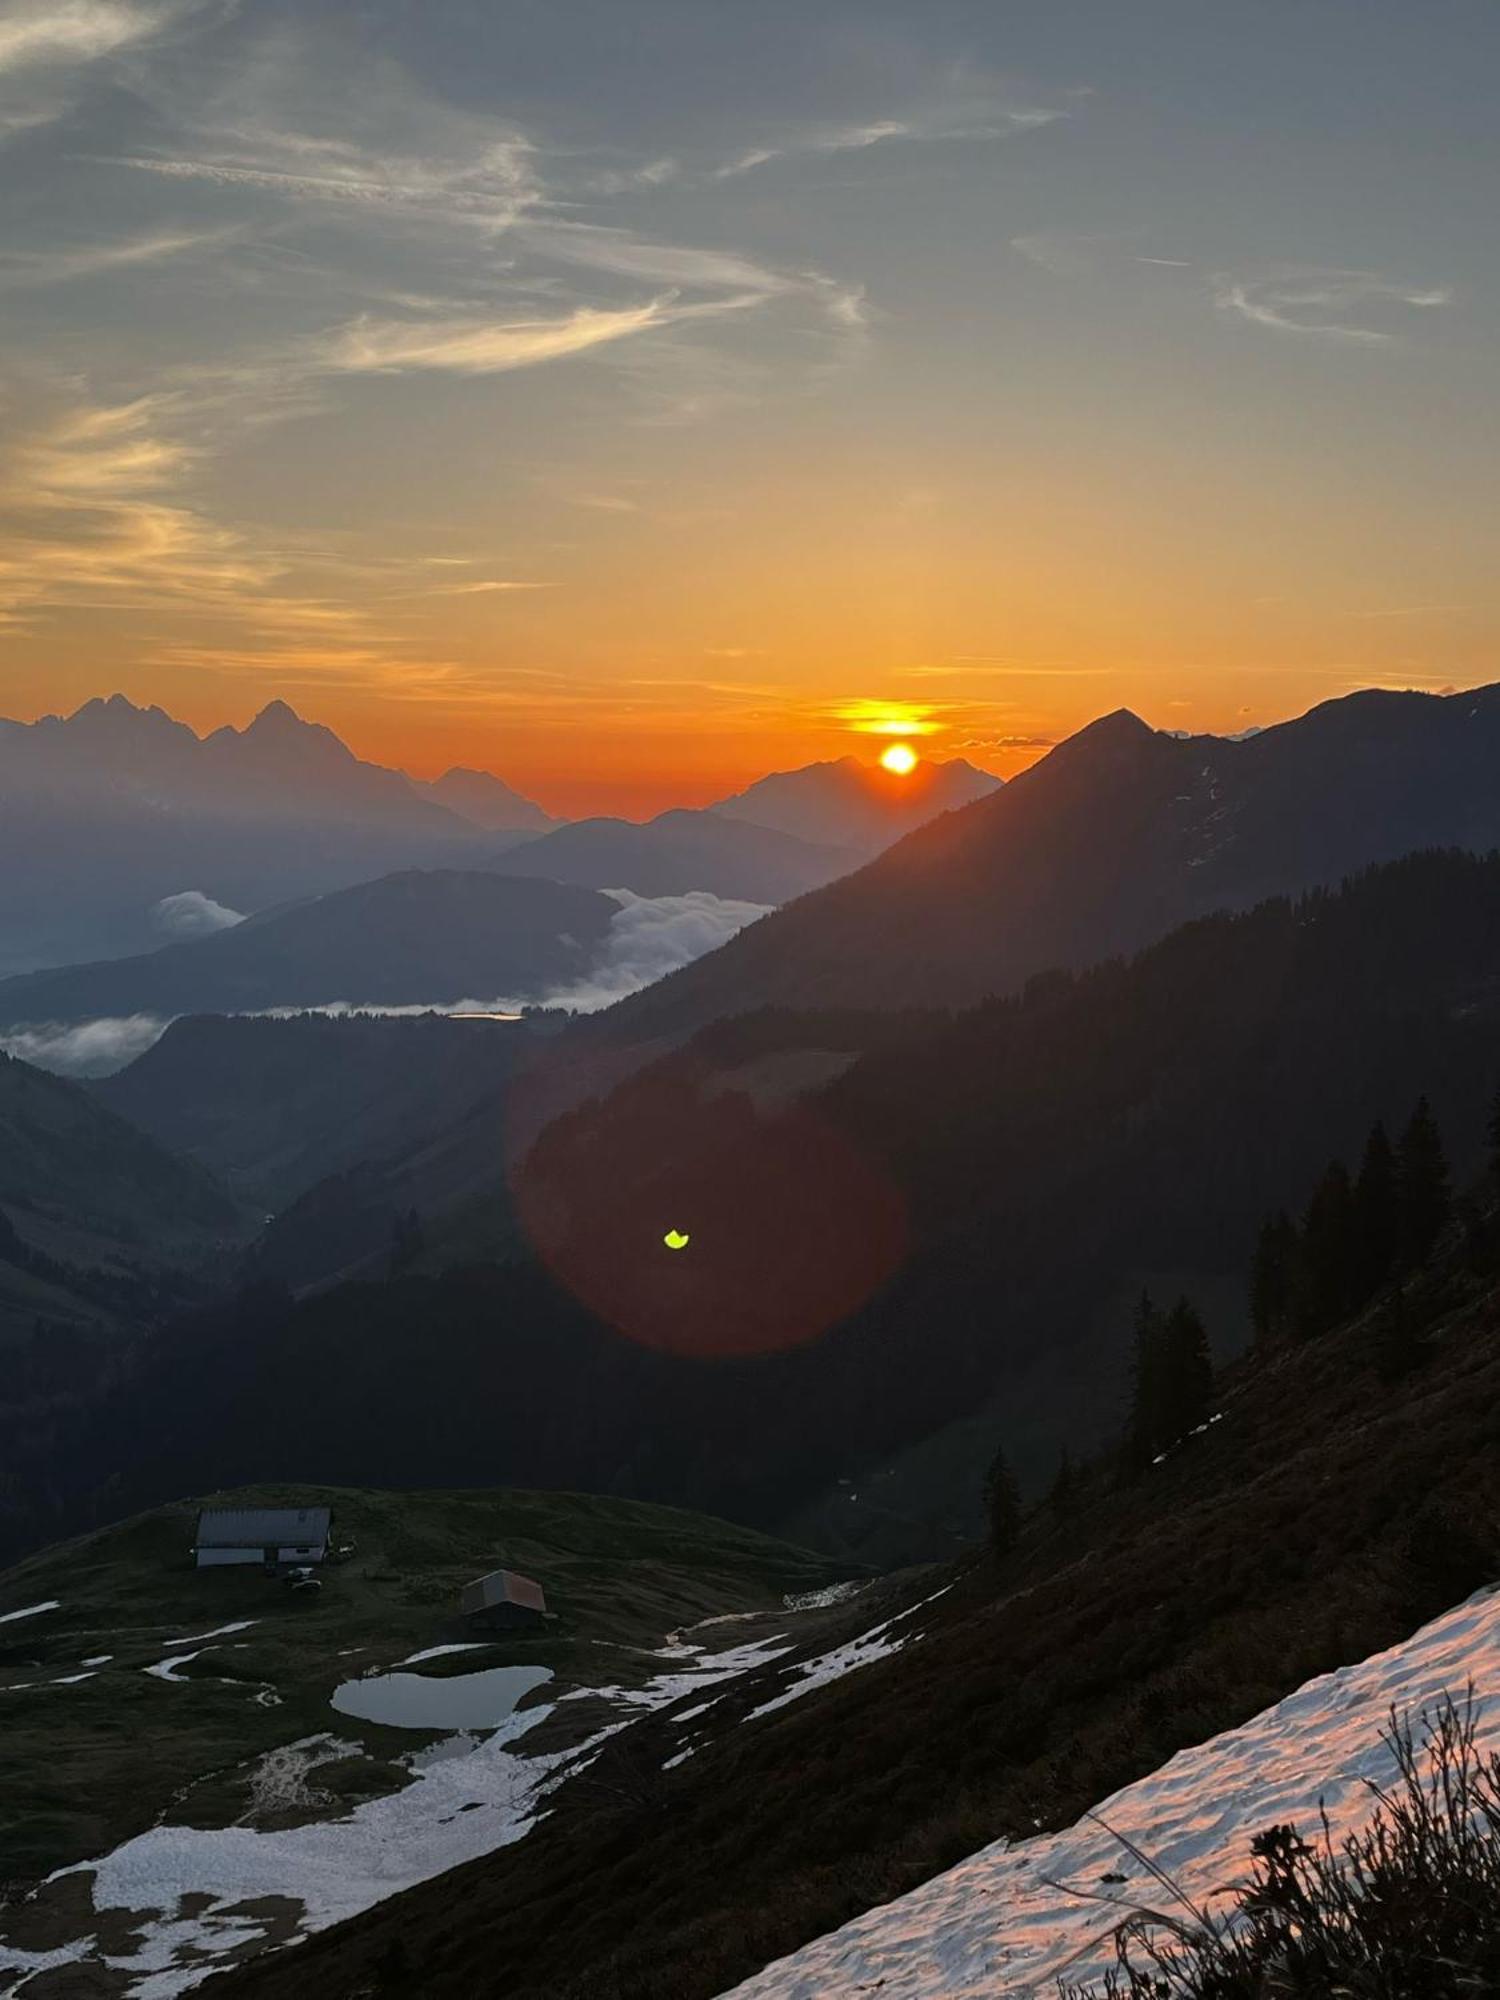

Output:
xmin=717 ymin=1583 xmax=1500 ymax=1999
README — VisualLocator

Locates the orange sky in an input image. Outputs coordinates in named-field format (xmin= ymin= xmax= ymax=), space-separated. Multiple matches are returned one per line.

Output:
xmin=1 ymin=1 xmax=1494 ymax=819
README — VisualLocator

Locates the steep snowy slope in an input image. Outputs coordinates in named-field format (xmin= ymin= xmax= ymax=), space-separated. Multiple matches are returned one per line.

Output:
xmin=719 ymin=1583 xmax=1500 ymax=1998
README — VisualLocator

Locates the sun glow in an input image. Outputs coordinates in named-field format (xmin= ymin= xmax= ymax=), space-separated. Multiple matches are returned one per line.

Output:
xmin=879 ymin=742 xmax=918 ymax=776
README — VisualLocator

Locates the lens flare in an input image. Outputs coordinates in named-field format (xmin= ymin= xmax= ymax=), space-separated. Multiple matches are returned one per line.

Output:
xmin=663 ymin=1228 xmax=691 ymax=1250
xmin=879 ymin=742 xmax=918 ymax=775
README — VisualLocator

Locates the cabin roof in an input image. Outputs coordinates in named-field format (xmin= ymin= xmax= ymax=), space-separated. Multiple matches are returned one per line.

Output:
xmin=194 ymin=1506 xmax=332 ymax=1547
xmin=463 ymin=1567 xmax=546 ymax=1612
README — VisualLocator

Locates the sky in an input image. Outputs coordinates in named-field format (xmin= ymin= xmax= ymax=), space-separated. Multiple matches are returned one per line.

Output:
xmin=0 ymin=0 xmax=1496 ymax=817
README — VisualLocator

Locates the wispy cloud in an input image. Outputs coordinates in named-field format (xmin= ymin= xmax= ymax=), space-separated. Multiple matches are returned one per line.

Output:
xmin=1010 ymin=229 xmax=1127 ymax=278
xmin=324 ymin=297 xmax=728 ymax=376
xmin=0 ymin=0 xmax=203 ymax=142
xmin=1213 ymin=267 xmax=1452 ymax=343
xmin=0 ymin=0 xmax=181 ymax=76
xmin=715 ymin=91 xmax=1063 ymax=179
xmin=0 ymin=223 xmax=236 ymax=287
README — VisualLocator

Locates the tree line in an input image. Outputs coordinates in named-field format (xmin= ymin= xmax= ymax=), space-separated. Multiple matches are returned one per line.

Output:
xmin=984 ymin=1086 xmax=1500 ymax=1554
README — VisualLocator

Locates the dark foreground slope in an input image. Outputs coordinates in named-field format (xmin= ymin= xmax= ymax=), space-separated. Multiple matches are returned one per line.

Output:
xmin=209 ymin=1196 xmax=1500 ymax=2000
xmin=26 ymin=851 xmax=1500 ymax=1565
xmin=601 ymin=683 xmax=1500 ymax=1039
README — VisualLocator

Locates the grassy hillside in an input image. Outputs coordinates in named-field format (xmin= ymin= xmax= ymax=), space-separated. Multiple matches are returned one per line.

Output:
xmin=209 ymin=1210 xmax=1500 ymax=2000
xmin=0 ymin=1483 xmax=841 ymax=1884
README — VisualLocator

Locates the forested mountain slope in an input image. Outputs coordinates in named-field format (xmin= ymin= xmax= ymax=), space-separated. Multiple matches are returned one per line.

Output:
xmin=18 ymin=850 xmax=1500 ymax=1565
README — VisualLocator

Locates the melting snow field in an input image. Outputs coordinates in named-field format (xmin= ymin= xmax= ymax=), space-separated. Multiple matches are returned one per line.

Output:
xmin=717 ymin=1584 xmax=1500 ymax=2000
xmin=0 ymin=1600 xmax=59 ymax=1626
xmin=0 ymin=1630 xmax=794 ymax=1996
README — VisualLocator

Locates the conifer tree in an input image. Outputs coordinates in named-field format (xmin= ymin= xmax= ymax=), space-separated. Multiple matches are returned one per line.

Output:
xmin=1295 ymin=1160 xmax=1356 ymax=1338
xmin=1049 ymin=1446 xmax=1077 ymax=1518
xmin=984 ymin=1443 xmax=1022 ymax=1554
xmin=1249 ymin=1211 xmax=1299 ymax=1344
xmin=1160 ymin=1296 xmax=1214 ymax=1442
xmin=1352 ymin=1121 xmax=1399 ymax=1304
xmin=1125 ymin=1290 xmax=1163 ymax=1469
xmin=1397 ymin=1097 xmax=1451 ymax=1270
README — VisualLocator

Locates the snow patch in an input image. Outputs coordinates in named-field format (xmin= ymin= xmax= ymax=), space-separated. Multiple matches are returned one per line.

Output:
xmin=717 ymin=1584 xmax=1500 ymax=1999
xmin=0 ymin=1598 xmax=59 ymax=1625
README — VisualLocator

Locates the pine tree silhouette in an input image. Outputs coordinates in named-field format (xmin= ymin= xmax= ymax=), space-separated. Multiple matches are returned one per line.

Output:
xmin=984 ymin=1443 xmax=1021 ymax=1553
xmin=1397 ymin=1097 xmax=1451 ymax=1270
xmin=1249 ymin=1210 xmax=1299 ymax=1344
xmin=1296 ymin=1160 xmax=1356 ymax=1338
xmin=1352 ymin=1121 xmax=1399 ymax=1302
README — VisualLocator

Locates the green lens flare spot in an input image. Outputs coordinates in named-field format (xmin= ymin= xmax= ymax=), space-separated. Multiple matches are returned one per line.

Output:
xmin=663 ymin=1229 xmax=691 ymax=1251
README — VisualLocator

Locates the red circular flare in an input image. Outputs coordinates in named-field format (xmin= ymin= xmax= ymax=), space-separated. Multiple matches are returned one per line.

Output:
xmin=509 ymin=1050 xmax=906 ymax=1358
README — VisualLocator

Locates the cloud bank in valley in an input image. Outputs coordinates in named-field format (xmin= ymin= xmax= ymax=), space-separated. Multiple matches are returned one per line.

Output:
xmin=1 ymin=888 xmax=768 ymax=1077
xmin=150 ymin=889 xmax=246 ymax=938
xmin=0 ymin=1014 xmax=171 ymax=1077
xmin=541 ymin=887 xmax=769 ymax=1012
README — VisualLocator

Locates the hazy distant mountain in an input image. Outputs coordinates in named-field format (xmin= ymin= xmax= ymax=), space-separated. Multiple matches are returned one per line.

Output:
xmin=0 ymin=696 xmax=541 ymax=974
xmin=604 ymin=684 xmax=1500 ymax=1038
xmin=0 ymin=870 xmax=618 ymax=1037
xmin=95 ymin=1011 xmax=532 ymax=1212
xmin=710 ymin=754 xmax=1000 ymax=850
xmin=413 ymin=767 xmax=561 ymax=833
xmin=492 ymin=808 xmax=857 ymax=903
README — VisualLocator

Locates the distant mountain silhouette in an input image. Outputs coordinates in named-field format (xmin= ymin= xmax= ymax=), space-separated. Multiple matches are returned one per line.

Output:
xmin=711 ymin=753 xmax=999 ymax=850
xmin=0 ymin=695 xmax=971 ymax=973
xmin=605 ymin=685 xmax=1500 ymax=1037
xmin=0 ymin=695 xmax=547 ymax=973
xmin=490 ymin=808 xmax=858 ymax=903
xmin=413 ymin=766 xmax=561 ymax=833
xmin=0 ymin=870 xmax=618 ymax=1029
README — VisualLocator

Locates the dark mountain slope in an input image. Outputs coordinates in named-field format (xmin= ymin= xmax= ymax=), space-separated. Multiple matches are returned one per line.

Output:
xmin=35 ymin=851 xmax=1500 ymax=1557
xmin=209 ymin=1182 xmax=1500 ymax=2000
xmin=0 ymin=1052 xmax=238 ymax=1258
xmin=601 ymin=683 xmax=1500 ymax=1038
xmin=94 ymin=1012 xmax=534 ymax=1210
xmin=0 ymin=871 xmax=617 ymax=1030
xmin=0 ymin=1050 xmax=244 ymax=1340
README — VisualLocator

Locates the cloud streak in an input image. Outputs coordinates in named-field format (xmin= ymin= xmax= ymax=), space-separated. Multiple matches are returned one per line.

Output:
xmin=1213 ymin=268 xmax=1452 ymax=343
xmin=325 ymin=298 xmax=718 ymax=376
xmin=715 ymin=93 xmax=1063 ymax=178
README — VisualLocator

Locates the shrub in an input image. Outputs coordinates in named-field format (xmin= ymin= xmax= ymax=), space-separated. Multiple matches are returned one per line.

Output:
xmin=1065 ymin=1693 xmax=1500 ymax=1997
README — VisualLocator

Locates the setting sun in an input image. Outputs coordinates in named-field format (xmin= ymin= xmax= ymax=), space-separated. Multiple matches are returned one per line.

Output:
xmin=880 ymin=743 xmax=919 ymax=776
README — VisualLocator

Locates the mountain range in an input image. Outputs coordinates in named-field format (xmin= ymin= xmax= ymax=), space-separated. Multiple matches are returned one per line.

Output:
xmin=0 ymin=694 xmax=998 ymax=976
xmin=602 ymin=685 xmax=1500 ymax=1040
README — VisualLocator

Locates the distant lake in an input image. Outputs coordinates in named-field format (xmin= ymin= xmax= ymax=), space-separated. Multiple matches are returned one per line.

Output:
xmin=331 ymin=1663 xmax=553 ymax=1730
